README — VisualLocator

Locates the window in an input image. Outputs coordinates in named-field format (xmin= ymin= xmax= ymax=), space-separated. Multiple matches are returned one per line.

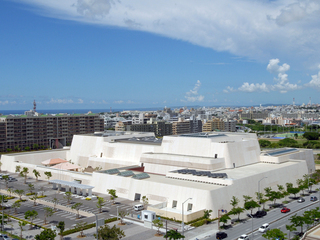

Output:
xmin=187 ymin=203 xmax=193 ymax=211
xmin=172 ymin=200 xmax=177 ymax=208
xmin=144 ymin=214 xmax=148 ymax=219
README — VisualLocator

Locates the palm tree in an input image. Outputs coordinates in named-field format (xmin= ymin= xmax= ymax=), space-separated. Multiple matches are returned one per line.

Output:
xmin=33 ymin=169 xmax=40 ymax=181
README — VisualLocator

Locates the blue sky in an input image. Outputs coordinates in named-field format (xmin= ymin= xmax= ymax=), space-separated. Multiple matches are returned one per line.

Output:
xmin=1 ymin=0 xmax=320 ymax=110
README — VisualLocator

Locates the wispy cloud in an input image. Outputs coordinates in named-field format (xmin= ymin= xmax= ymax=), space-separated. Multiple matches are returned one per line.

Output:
xmin=182 ymin=80 xmax=204 ymax=102
xmin=19 ymin=0 xmax=320 ymax=66
xmin=46 ymin=98 xmax=74 ymax=104
xmin=305 ymin=65 xmax=320 ymax=89
xmin=114 ymin=100 xmax=124 ymax=104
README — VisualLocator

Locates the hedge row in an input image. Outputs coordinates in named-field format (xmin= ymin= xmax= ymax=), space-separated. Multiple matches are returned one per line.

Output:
xmin=62 ymin=217 xmax=117 ymax=236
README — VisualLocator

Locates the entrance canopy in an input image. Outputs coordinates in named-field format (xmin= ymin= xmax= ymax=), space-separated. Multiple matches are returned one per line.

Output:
xmin=49 ymin=179 xmax=94 ymax=197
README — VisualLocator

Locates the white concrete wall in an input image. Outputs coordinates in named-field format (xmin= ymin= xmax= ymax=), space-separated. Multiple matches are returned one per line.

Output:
xmin=1 ymin=150 xmax=69 ymax=173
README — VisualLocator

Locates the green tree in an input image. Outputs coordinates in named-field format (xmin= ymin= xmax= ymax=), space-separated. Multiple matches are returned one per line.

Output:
xmin=142 ymin=195 xmax=149 ymax=207
xmin=24 ymin=210 xmax=38 ymax=229
xmin=15 ymin=165 xmax=21 ymax=173
xmin=64 ymin=191 xmax=73 ymax=204
xmin=2 ymin=175 xmax=9 ymax=188
xmin=44 ymin=171 xmax=52 ymax=183
xmin=35 ymin=228 xmax=56 ymax=240
xmin=18 ymin=221 xmax=27 ymax=239
xmin=14 ymin=145 xmax=20 ymax=152
xmin=262 ymin=228 xmax=287 ymax=240
xmin=118 ymin=210 xmax=129 ymax=225
xmin=163 ymin=229 xmax=185 ymax=239
xmin=286 ymin=224 xmax=297 ymax=240
xmin=33 ymin=169 xmax=41 ymax=181
xmin=153 ymin=219 xmax=164 ymax=235
xmin=75 ymin=221 xmax=88 ymax=238
xmin=203 ymin=209 xmax=212 ymax=219
xmin=29 ymin=193 xmax=38 ymax=206
xmin=33 ymin=143 xmax=39 ymax=150
xmin=6 ymin=188 xmax=13 ymax=197
xmin=71 ymin=202 xmax=83 ymax=219
xmin=43 ymin=207 xmax=54 ymax=225
xmin=244 ymin=200 xmax=260 ymax=215
xmin=56 ymin=221 xmax=65 ymax=240
xmin=53 ymin=197 xmax=59 ymax=211
xmin=15 ymin=189 xmax=24 ymax=200
xmin=219 ymin=214 xmax=231 ymax=228
xmin=28 ymin=183 xmax=35 ymax=194
xmin=25 ymin=146 xmax=30 ymax=151
xmin=243 ymin=195 xmax=252 ymax=203
xmin=97 ymin=197 xmax=106 ymax=213
xmin=107 ymin=189 xmax=118 ymax=204
xmin=303 ymin=132 xmax=319 ymax=140
xmin=12 ymin=201 xmax=21 ymax=214
xmin=287 ymin=187 xmax=300 ymax=198
xmin=230 ymin=196 xmax=239 ymax=208
xmin=229 ymin=207 xmax=243 ymax=221
xmin=20 ymin=167 xmax=29 ymax=184
xmin=289 ymin=214 xmax=305 ymax=233
xmin=94 ymin=224 xmax=125 ymax=240
xmin=259 ymin=139 xmax=271 ymax=148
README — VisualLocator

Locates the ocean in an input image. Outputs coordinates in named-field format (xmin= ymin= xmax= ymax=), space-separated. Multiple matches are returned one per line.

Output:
xmin=0 ymin=107 xmax=163 ymax=115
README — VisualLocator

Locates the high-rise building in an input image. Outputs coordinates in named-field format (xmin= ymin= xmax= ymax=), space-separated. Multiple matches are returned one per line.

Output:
xmin=0 ymin=113 xmax=104 ymax=152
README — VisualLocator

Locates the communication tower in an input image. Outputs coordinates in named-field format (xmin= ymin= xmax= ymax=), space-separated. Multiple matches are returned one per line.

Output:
xmin=33 ymin=100 xmax=36 ymax=112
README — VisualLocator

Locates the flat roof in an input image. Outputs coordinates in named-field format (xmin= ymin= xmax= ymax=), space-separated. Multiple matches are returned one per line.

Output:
xmin=49 ymin=179 xmax=94 ymax=189
xmin=142 ymin=161 xmax=302 ymax=191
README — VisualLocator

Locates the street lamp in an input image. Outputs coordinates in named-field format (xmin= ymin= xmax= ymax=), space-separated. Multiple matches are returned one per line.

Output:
xmin=182 ymin=198 xmax=192 ymax=236
xmin=244 ymin=209 xmax=254 ymax=240
xmin=258 ymin=177 xmax=267 ymax=210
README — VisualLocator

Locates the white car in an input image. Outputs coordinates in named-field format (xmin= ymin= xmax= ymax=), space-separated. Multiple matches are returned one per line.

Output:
xmin=238 ymin=234 xmax=249 ymax=240
xmin=259 ymin=223 xmax=270 ymax=233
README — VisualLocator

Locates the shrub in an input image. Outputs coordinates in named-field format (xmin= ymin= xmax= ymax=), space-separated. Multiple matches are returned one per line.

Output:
xmin=85 ymin=198 xmax=91 ymax=201
xmin=36 ymin=195 xmax=47 ymax=199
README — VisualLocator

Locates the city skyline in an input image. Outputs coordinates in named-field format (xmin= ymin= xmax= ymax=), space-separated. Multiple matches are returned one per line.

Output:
xmin=1 ymin=0 xmax=320 ymax=110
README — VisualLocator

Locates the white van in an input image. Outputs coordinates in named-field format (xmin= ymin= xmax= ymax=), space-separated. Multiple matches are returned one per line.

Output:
xmin=134 ymin=204 xmax=144 ymax=211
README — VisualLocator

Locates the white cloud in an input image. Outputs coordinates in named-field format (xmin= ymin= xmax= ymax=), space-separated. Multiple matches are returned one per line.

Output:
xmin=0 ymin=101 xmax=9 ymax=105
xmin=273 ymin=1 xmax=320 ymax=26
xmin=127 ymin=100 xmax=135 ymax=104
xmin=223 ymin=86 xmax=236 ymax=93
xmin=46 ymin=98 xmax=74 ymax=104
xmin=18 ymin=0 xmax=320 ymax=65
xmin=238 ymin=82 xmax=269 ymax=92
xmin=305 ymin=70 xmax=320 ymax=88
xmin=78 ymin=98 xmax=84 ymax=104
xmin=226 ymin=58 xmax=302 ymax=93
xmin=267 ymin=59 xmax=290 ymax=74
xmin=182 ymin=80 xmax=204 ymax=102
xmin=114 ymin=100 xmax=124 ymax=104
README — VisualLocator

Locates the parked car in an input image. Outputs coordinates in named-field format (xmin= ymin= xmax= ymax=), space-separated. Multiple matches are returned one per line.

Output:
xmin=238 ymin=234 xmax=249 ymax=240
xmin=310 ymin=196 xmax=318 ymax=201
xmin=281 ymin=207 xmax=290 ymax=213
xmin=8 ymin=177 xmax=17 ymax=182
xmin=297 ymin=197 xmax=305 ymax=203
xmin=258 ymin=223 xmax=270 ymax=233
xmin=253 ymin=210 xmax=267 ymax=218
xmin=216 ymin=232 xmax=228 ymax=239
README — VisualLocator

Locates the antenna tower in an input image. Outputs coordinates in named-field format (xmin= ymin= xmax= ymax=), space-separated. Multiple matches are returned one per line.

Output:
xmin=110 ymin=107 xmax=112 ymax=113
xmin=33 ymin=100 xmax=36 ymax=112
xmin=293 ymin=98 xmax=295 ymax=106
xmin=309 ymin=97 xmax=311 ymax=106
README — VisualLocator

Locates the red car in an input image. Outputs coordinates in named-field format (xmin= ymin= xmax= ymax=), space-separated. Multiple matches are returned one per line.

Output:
xmin=281 ymin=207 xmax=290 ymax=213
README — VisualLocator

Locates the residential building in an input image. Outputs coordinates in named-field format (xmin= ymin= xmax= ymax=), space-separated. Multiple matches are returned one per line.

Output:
xmin=0 ymin=113 xmax=104 ymax=152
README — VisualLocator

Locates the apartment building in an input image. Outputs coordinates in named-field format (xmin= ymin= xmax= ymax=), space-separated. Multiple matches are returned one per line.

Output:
xmin=0 ymin=114 xmax=104 ymax=152
xmin=202 ymin=118 xmax=236 ymax=132
xmin=172 ymin=118 xmax=190 ymax=135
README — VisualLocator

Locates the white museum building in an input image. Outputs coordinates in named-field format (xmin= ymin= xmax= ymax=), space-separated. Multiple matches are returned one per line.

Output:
xmin=1 ymin=131 xmax=315 ymax=222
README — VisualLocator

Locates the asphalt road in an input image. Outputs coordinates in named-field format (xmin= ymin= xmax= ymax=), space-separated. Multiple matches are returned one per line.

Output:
xmin=206 ymin=191 xmax=320 ymax=240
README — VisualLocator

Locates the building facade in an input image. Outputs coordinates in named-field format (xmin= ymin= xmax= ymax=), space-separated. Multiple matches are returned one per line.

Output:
xmin=0 ymin=114 xmax=104 ymax=152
